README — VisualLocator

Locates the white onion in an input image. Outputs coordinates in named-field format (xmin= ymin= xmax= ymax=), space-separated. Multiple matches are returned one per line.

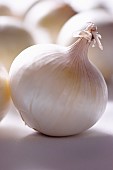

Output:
xmin=23 ymin=0 xmax=76 ymax=43
xmin=9 ymin=24 xmax=107 ymax=136
xmin=0 ymin=16 xmax=35 ymax=71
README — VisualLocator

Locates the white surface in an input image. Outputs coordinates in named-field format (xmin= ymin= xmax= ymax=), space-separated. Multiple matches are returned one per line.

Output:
xmin=0 ymin=101 xmax=113 ymax=170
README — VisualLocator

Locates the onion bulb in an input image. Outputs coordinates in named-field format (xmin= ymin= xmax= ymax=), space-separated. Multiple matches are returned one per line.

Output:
xmin=0 ymin=16 xmax=35 ymax=71
xmin=9 ymin=23 xmax=108 ymax=136
xmin=24 ymin=0 xmax=76 ymax=43
xmin=57 ymin=9 xmax=113 ymax=82
xmin=0 ymin=65 xmax=10 ymax=121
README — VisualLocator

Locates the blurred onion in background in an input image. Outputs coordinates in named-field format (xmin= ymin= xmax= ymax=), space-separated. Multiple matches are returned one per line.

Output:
xmin=0 ymin=16 xmax=35 ymax=71
xmin=23 ymin=0 xmax=76 ymax=43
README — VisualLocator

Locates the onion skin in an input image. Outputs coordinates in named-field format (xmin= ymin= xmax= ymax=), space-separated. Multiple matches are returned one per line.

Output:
xmin=57 ymin=9 xmax=113 ymax=82
xmin=9 ymin=25 xmax=107 ymax=136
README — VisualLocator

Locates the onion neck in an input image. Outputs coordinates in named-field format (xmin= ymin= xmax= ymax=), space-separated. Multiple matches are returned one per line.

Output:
xmin=67 ymin=37 xmax=91 ymax=63
xmin=67 ymin=22 xmax=103 ymax=65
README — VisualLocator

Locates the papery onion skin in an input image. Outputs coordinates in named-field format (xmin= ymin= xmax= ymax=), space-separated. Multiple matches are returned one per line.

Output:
xmin=9 ymin=25 xmax=108 ymax=136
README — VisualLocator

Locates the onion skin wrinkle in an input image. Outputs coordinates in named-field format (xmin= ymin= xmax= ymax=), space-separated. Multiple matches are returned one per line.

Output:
xmin=9 ymin=23 xmax=108 ymax=137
